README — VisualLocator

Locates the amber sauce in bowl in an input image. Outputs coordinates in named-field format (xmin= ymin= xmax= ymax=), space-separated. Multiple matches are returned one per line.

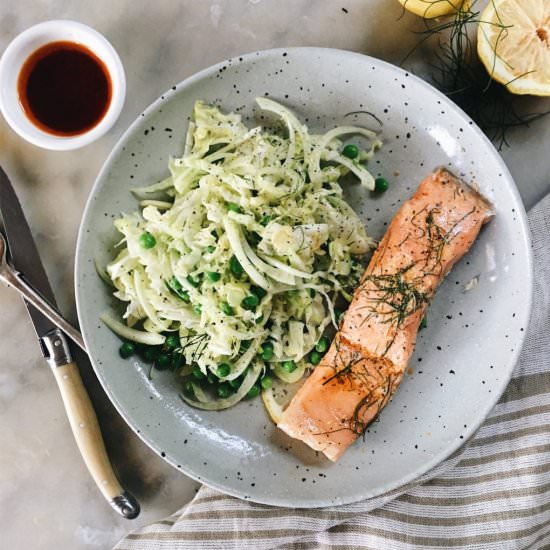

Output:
xmin=0 ymin=20 xmax=125 ymax=150
xmin=18 ymin=41 xmax=112 ymax=136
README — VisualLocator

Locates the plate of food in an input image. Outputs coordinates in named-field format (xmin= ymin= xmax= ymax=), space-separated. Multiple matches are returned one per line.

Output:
xmin=75 ymin=47 xmax=532 ymax=507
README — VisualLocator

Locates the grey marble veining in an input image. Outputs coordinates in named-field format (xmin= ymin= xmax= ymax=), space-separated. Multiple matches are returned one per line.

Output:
xmin=1 ymin=1 xmax=549 ymax=548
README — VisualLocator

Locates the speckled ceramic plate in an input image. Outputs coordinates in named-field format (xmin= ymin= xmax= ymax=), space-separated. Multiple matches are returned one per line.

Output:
xmin=75 ymin=48 xmax=532 ymax=507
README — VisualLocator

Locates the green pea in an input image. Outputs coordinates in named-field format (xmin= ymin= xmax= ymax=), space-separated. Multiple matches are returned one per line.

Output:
xmin=139 ymin=231 xmax=156 ymax=249
xmin=229 ymin=255 xmax=243 ymax=277
xmin=171 ymin=353 xmax=184 ymax=371
xmin=419 ymin=316 xmax=427 ymax=330
xmin=156 ymin=353 xmax=171 ymax=370
xmin=282 ymin=360 xmax=297 ymax=373
xmin=374 ymin=177 xmax=389 ymax=192
xmin=315 ymin=336 xmax=329 ymax=353
xmin=251 ymin=285 xmax=267 ymax=299
xmin=221 ymin=302 xmax=234 ymax=316
xmin=206 ymin=271 xmax=221 ymax=282
xmin=247 ymin=384 xmax=261 ymax=399
xmin=194 ymin=304 xmax=202 ymax=315
xmin=260 ymin=376 xmax=273 ymax=390
xmin=169 ymin=276 xmax=182 ymax=291
xmin=192 ymin=365 xmax=206 ymax=380
xmin=261 ymin=341 xmax=274 ymax=361
xmin=217 ymin=383 xmax=233 ymax=398
xmin=239 ymin=340 xmax=252 ymax=353
xmin=227 ymin=202 xmax=242 ymax=213
xmin=216 ymin=363 xmax=231 ymax=377
xmin=119 ymin=342 xmax=135 ymax=359
xmin=165 ymin=334 xmax=180 ymax=349
xmin=143 ymin=346 xmax=159 ymax=362
xmin=186 ymin=274 xmax=200 ymax=288
xmin=342 ymin=144 xmax=359 ymax=159
xmin=206 ymin=245 xmax=216 ymax=253
xmin=241 ymin=294 xmax=259 ymax=311
xmin=259 ymin=215 xmax=272 ymax=226
xmin=229 ymin=378 xmax=241 ymax=389
xmin=309 ymin=350 xmax=322 ymax=365
xmin=167 ymin=277 xmax=191 ymax=303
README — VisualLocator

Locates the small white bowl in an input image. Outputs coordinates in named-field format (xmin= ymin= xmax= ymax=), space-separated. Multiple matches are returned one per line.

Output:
xmin=0 ymin=20 xmax=125 ymax=151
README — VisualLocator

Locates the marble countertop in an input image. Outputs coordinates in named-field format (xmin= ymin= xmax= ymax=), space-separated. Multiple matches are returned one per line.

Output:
xmin=1 ymin=1 xmax=549 ymax=548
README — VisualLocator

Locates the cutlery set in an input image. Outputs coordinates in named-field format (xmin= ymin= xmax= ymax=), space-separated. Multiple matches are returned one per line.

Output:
xmin=0 ymin=166 xmax=139 ymax=519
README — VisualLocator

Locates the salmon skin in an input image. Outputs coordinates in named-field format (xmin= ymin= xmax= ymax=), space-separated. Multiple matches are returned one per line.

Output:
xmin=278 ymin=169 xmax=494 ymax=461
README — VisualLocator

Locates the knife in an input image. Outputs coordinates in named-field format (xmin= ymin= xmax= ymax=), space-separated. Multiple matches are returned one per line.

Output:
xmin=0 ymin=166 xmax=140 ymax=519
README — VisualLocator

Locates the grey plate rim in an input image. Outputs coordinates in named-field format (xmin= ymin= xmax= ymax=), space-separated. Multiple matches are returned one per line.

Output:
xmin=75 ymin=46 xmax=533 ymax=508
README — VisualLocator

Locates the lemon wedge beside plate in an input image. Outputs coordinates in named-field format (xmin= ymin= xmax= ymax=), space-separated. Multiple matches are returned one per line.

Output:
xmin=477 ymin=0 xmax=550 ymax=96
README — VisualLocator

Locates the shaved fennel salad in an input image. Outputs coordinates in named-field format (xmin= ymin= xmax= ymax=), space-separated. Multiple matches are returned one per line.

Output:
xmin=100 ymin=98 xmax=383 ymax=411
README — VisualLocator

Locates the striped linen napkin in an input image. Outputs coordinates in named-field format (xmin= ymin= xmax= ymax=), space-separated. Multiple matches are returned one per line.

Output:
xmin=115 ymin=194 xmax=550 ymax=550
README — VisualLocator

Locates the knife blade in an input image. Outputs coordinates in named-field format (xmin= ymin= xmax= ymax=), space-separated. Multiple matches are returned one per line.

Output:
xmin=0 ymin=166 xmax=139 ymax=519
xmin=0 ymin=166 xmax=59 ymax=341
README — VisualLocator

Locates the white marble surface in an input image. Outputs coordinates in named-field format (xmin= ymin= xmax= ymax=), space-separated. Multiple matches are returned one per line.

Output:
xmin=1 ymin=1 xmax=549 ymax=548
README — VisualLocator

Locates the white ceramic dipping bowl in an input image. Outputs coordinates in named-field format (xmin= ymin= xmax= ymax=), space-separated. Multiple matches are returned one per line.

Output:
xmin=0 ymin=20 xmax=125 ymax=150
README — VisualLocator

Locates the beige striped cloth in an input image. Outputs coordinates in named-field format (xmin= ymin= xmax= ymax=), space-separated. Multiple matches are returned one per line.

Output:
xmin=115 ymin=195 xmax=550 ymax=549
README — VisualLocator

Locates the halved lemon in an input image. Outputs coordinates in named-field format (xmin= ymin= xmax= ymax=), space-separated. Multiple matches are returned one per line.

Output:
xmin=477 ymin=0 xmax=550 ymax=96
xmin=398 ymin=0 xmax=470 ymax=19
xmin=262 ymin=377 xmax=306 ymax=424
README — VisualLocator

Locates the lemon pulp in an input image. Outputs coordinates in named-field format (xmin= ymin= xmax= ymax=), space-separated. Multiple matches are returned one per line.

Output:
xmin=477 ymin=0 xmax=550 ymax=96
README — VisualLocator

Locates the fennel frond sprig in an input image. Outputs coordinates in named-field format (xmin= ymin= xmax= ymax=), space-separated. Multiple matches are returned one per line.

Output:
xmin=401 ymin=0 xmax=550 ymax=149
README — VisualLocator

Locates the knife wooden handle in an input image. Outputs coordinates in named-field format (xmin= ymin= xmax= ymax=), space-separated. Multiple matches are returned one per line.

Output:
xmin=52 ymin=361 xmax=140 ymax=519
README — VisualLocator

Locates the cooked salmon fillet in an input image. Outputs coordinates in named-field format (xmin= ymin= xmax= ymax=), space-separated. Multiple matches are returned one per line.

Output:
xmin=278 ymin=169 xmax=494 ymax=461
